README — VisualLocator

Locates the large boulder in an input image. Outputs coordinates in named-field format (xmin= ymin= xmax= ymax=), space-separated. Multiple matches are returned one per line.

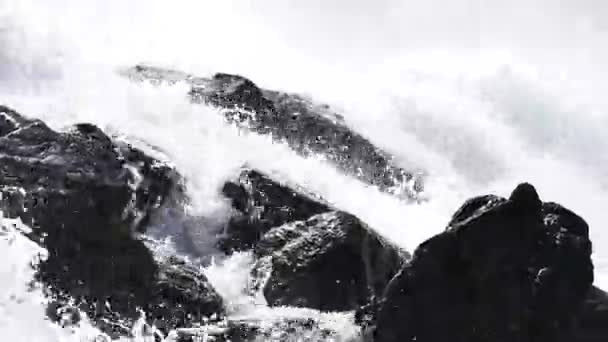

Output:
xmin=218 ymin=168 xmax=330 ymax=252
xmin=251 ymin=210 xmax=408 ymax=312
xmin=372 ymin=183 xmax=594 ymax=342
xmin=218 ymin=167 xmax=407 ymax=311
xmin=46 ymin=253 xmax=225 ymax=339
xmin=121 ymin=65 xmax=422 ymax=199
xmin=0 ymin=106 xmax=224 ymax=337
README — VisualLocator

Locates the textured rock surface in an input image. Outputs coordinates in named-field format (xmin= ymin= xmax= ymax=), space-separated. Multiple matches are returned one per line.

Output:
xmin=219 ymin=168 xmax=330 ymax=252
xmin=372 ymin=183 xmax=594 ymax=342
xmin=0 ymin=105 xmax=224 ymax=337
xmin=5 ymin=102 xmax=602 ymax=342
xmin=252 ymin=210 xmax=408 ymax=312
xmin=219 ymin=168 xmax=407 ymax=312
xmin=122 ymin=65 xmax=422 ymax=200
xmin=172 ymin=317 xmax=344 ymax=342
xmin=144 ymin=255 xmax=224 ymax=336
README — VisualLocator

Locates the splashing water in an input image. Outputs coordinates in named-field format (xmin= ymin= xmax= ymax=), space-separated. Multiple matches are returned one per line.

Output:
xmin=2 ymin=0 xmax=608 ymax=340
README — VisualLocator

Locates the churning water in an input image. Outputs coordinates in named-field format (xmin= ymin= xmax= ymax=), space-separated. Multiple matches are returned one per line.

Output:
xmin=2 ymin=1 xmax=608 ymax=340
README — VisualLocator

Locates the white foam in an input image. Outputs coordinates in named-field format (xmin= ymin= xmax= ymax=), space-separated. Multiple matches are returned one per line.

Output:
xmin=0 ymin=214 xmax=115 ymax=341
xmin=2 ymin=0 xmax=608 ymax=340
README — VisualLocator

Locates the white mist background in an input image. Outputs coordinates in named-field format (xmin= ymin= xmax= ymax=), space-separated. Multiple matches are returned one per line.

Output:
xmin=1 ymin=0 xmax=608 ymax=340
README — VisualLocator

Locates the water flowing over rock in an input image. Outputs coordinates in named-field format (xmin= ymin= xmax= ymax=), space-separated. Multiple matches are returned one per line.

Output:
xmin=121 ymin=65 xmax=422 ymax=200
xmin=217 ymin=167 xmax=407 ymax=312
xmin=0 ymin=105 xmax=225 ymax=338
xmin=2 ymin=103 xmax=605 ymax=342
xmin=371 ymin=183 xmax=594 ymax=342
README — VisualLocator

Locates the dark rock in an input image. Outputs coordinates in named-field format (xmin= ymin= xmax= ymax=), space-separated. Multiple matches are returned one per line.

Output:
xmin=573 ymin=286 xmax=608 ymax=342
xmin=251 ymin=210 xmax=408 ymax=312
xmin=121 ymin=65 xmax=422 ymax=200
xmin=173 ymin=317 xmax=343 ymax=342
xmin=219 ymin=167 xmax=405 ymax=311
xmin=372 ymin=183 xmax=594 ymax=342
xmin=0 ymin=106 xmax=224 ymax=337
xmin=144 ymin=254 xmax=224 ymax=336
xmin=218 ymin=168 xmax=330 ymax=252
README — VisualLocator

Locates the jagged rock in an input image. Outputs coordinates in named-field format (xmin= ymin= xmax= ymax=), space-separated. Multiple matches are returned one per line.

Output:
xmin=121 ymin=65 xmax=422 ymax=199
xmin=0 ymin=105 xmax=224 ymax=337
xmin=251 ymin=211 xmax=408 ymax=312
xmin=372 ymin=183 xmax=594 ymax=342
xmin=218 ymin=168 xmax=330 ymax=252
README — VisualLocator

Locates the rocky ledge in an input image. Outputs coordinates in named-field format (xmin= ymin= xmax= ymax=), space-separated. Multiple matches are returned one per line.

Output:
xmin=220 ymin=168 xmax=606 ymax=342
xmin=218 ymin=167 xmax=408 ymax=312
xmin=1 ymin=103 xmax=606 ymax=342
xmin=0 ymin=105 xmax=224 ymax=338
xmin=121 ymin=65 xmax=422 ymax=200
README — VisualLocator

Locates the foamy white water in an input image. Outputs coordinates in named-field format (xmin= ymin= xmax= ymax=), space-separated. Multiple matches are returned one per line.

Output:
xmin=1 ymin=0 xmax=608 ymax=340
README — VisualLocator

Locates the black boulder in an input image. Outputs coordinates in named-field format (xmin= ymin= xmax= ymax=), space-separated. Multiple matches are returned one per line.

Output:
xmin=372 ymin=183 xmax=594 ymax=342
xmin=0 ymin=106 xmax=224 ymax=337
xmin=252 ymin=210 xmax=408 ymax=312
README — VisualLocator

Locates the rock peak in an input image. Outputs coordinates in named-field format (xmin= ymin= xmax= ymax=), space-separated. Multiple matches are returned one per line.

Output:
xmin=509 ymin=182 xmax=542 ymax=211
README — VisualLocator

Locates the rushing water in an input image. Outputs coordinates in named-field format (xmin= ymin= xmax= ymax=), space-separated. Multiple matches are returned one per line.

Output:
xmin=1 ymin=1 xmax=608 ymax=340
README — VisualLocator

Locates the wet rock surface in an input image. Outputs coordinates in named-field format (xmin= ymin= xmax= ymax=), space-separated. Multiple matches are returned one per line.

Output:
xmin=218 ymin=167 xmax=407 ymax=312
xmin=0 ymin=105 xmax=224 ymax=337
xmin=218 ymin=168 xmax=330 ymax=252
xmin=122 ymin=65 xmax=421 ymax=199
xmin=371 ymin=183 xmax=595 ymax=342
xmin=173 ymin=317 xmax=340 ymax=342
xmin=2 ymin=103 xmax=605 ymax=342
xmin=252 ymin=210 xmax=408 ymax=312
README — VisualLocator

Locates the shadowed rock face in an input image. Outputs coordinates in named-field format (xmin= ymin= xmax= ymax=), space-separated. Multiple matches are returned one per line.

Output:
xmin=219 ymin=168 xmax=331 ymax=252
xmin=574 ymin=286 xmax=608 ymax=342
xmin=121 ymin=65 xmax=422 ymax=200
xmin=3 ymin=99 xmax=604 ymax=342
xmin=371 ymin=183 xmax=594 ymax=342
xmin=218 ymin=167 xmax=407 ymax=312
xmin=0 ymin=105 xmax=224 ymax=338
xmin=252 ymin=210 xmax=408 ymax=312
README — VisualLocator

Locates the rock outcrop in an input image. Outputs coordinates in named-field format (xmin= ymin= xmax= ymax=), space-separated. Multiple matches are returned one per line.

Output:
xmin=217 ymin=166 xmax=407 ymax=313
xmin=0 ymin=105 xmax=224 ymax=337
xmin=217 ymin=167 xmax=407 ymax=312
xmin=371 ymin=183 xmax=594 ymax=342
xmin=251 ymin=210 xmax=408 ymax=312
xmin=121 ymin=65 xmax=422 ymax=200
xmin=219 ymin=168 xmax=330 ymax=252
xmin=4 ymin=102 xmax=603 ymax=342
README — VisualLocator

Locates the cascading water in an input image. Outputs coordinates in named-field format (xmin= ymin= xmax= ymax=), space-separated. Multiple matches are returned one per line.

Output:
xmin=1 ymin=0 xmax=607 ymax=340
